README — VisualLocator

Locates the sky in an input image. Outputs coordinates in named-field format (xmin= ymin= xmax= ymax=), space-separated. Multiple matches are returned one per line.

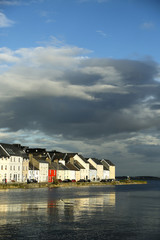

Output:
xmin=0 ymin=0 xmax=160 ymax=176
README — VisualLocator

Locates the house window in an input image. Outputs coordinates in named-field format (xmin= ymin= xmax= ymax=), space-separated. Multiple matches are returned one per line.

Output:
xmin=1 ymin=165 xmax=3 ymax=170
xmin=18 ymin=174 xmax=20 ymax=180
xmin=10 ymin=166 xmax=12 ymax=170
xmin=18 ymin=166 xmax=20 ymax=171
xmin=5 ymin=165 xmax=7 ymax=170
xmin=13 ymin=166 xmax=15 ymax=171
xmin=10 ymin=174 xmax=12 ymax=180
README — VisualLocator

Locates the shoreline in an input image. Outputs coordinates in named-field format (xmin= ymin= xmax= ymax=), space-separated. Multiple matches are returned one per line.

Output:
xmin=0 ymin=180 xmax=147 ymax=189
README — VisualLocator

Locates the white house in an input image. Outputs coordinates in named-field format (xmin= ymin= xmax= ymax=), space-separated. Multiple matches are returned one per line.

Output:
xmin=28 ymin=163 xmax=40 ymax=182
xmin=74 ymin=154 xmax=90 ymax=180
xmin=88 ymin=162 xmax=97 ymax=181
xmin=0 ymin=143 xmax=28 ymax=183
xmin=56 ymin=163 xmax=70 ymax=181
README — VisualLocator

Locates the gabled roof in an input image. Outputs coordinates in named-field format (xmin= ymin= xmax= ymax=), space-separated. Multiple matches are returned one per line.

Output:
xmin=57 ymin=163 xmax=69 ymax=170
xmin=49 ymin=162 xmax=58 ymax=170
xmin=0 ymin=143 xmax=28 ymax=158
xmin=73 ymin=160 xmax=85 ymax=170
xmin=52 ymin=152 xmax=66 ymax=161
xmin=66 ymin=162 xmax=79 ymax=171
xmin=77 ymin=154 xmax=88 ymax=163
xmin=101 ymin=159 xmax=115 ymax=166
xmin=64 ymin=153 xmax=77 ymax=162
xmin=50 ymin=162 xmax=69 ymax=170
xmin=89 ymin=158 xmax=103 ymax=165
xmin=89 ymin=162 xmax=97 ymax=170
xmin=0 ymin=147 xmax=8 ymax=158
xmin=103 ymin=165 xmax=109 ymax=171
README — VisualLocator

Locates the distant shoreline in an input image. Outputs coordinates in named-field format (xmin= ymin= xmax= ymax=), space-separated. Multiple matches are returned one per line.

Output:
xmin=0 ymin=180 xmax=147 ymax=189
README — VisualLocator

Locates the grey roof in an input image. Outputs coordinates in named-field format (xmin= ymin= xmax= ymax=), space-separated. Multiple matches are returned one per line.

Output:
xmin=29 ymin=163 xmax=39 ymax=171
xmin=34 ymin=156 xmax=49 ymax=164
xmin=57 ymin=163 xmax=69 ymax=170
xmin=51 ymin=162 xmax=69 ymax=170
xmin=101 ymin=159 xmax=115 ymax=166
xmin=89 ymin=162 xmax=97 ymax=170
xmin=0 ymin=143 xmax=28 ymax=158
xmin=90 ymin=158 xmax=103 ymax=165
xmin=0 ymin=147 xmax=8 ymax=158
xmin=52 ymin=152 xmax=66 ymax=161
xmin=64 ymin=153 xmax=77 ymax=162
xmin=49 ymin=162 xmax=58 ymax=170
xmin=103 ymin=165 xmax=108 ymax=171
xmin=66 ymin=162 xmax=79 ymax=171
xmin=78 ymin=154 xmax=88 ymax=163
xmin=73 ymin=160 xmax=85 ymax=170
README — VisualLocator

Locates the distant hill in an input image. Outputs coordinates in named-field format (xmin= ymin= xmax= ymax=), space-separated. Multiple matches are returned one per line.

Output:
xmin=116 ymin=176 xmax=160 ymax=180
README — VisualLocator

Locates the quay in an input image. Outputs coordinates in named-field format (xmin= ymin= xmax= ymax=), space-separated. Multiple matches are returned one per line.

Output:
xmin=0 ymin=180 xmax=147 ymax=189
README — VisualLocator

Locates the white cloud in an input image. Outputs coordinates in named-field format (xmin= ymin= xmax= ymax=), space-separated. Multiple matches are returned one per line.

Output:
xmin=0 ymin=12 xmax=15 ymax=27
xmin=0 ymin=47 xmax=19 ymax=63
xmin=0 ymin=46 xmax=96 ymax=101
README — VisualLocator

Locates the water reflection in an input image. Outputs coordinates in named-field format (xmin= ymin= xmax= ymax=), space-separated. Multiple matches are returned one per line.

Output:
xmin=0 ymin=190 xmax=115 ymax=216
xmin=47 ymin=192 xmax=115 ymax=220
xmin=0 ymin=187 xmax=116 ymax=239
xmin=0 ymin=183 xmax=160 ymax=240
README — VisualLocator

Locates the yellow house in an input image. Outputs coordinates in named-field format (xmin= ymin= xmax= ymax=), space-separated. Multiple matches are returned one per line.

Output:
xmin=101 ymin=159 xmax=115 ymax=179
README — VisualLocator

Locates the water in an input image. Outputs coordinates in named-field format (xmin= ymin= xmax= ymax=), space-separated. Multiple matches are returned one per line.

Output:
xmin=0 ymin=181 xmax=160 ymax=240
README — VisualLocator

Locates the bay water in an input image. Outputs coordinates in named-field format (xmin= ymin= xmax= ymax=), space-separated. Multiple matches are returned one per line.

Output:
xmin=0 ymin=181 xmax=160 ymax=240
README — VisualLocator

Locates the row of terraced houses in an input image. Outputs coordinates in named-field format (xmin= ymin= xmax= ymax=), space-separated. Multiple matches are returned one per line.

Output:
xmin=0 ymin=143 xmax=115 ymax=183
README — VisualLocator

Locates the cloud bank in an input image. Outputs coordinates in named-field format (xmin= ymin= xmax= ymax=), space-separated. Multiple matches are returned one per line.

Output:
xmin=0 ymin=45 xmax=160 ymax=175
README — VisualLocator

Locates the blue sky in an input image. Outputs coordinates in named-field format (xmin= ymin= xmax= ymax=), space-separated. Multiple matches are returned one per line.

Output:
xmin=0 ymin=0 xmax=160 ymax=176
xmin=1 ymin=0 xmax=160 ymax=60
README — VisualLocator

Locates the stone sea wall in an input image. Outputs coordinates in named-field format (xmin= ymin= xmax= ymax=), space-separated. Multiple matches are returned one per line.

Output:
xmin=0 ymin=180 xmax=147 ymax=189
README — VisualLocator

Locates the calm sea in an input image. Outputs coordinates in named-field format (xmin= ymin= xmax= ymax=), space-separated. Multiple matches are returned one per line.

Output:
xmin=0 ymin=181 xmax=160 ymax=240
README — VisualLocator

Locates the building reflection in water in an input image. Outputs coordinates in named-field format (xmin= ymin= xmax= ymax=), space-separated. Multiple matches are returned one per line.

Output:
xmin=47 ymin=192 xmax=116 ymax=220
xmin=0 ymin=190 xmax=116 ymax=225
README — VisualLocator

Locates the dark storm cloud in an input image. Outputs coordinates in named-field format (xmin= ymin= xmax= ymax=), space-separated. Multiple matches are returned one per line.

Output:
xmin=0 ymin=58 xmax=159 ymax=141
xmin=128 ymin=143 xmax=160 ymax=161
xmin=0 ymin=46 xmax=160 ymax=146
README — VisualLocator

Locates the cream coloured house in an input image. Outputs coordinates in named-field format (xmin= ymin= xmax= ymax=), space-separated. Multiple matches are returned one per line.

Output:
xmin=87 ymin=158 xmax=104 ymax=181
xmin=101 ymin=159 xmax=115 ymax=179
xmin=28 ymin=154 xmax=49 ymax=182
xmin=22 ymin=158 xmax=29 ymax=182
